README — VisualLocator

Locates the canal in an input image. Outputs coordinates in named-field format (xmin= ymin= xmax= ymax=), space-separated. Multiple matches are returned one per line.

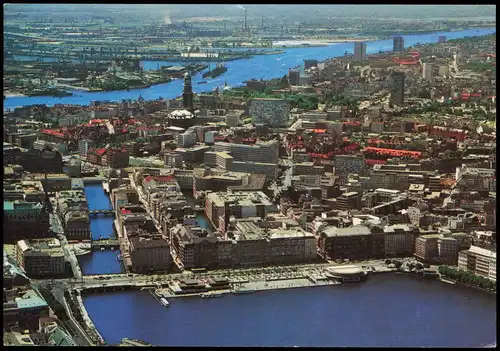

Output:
xmin=79 ymin=182 xmax=124 ymax=275
xmin=83 ymin=273 xmax=497 ymax=347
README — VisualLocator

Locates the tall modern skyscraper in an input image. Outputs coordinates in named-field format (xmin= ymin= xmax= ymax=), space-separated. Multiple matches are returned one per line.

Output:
xmin=390 ymin=72 xmax=405 ymax=106
xmin=182 ymin=72 xmax=193 ymax=112
xmin=354 ymin=42 xmax=367 ymax=62
xmin=393 ymin=36 xmax=404 ymax=52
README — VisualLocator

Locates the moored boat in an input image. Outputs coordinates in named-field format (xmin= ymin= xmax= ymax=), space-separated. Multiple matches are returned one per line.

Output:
xmin=233 ymin=289 xmax=256 ymax=294
xmin=200 ymin=292 xmax=223 ymax=298
xmin=160 ymin=297 xmax=170 ymax=307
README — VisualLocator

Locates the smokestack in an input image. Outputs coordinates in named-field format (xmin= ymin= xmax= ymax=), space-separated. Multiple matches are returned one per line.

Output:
xmin=244 ymin=9 xmax=247 ymax=32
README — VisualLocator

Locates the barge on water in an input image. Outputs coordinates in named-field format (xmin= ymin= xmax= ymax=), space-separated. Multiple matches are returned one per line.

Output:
xmin=202 ymin=63 xmax=228 ymax=79
xmin=160 ymin=297 xmax=170 ymax=307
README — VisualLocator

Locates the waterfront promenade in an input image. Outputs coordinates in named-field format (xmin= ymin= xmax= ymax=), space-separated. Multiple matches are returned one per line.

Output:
xmin=35 ymin=259 xmax=401 ymax=294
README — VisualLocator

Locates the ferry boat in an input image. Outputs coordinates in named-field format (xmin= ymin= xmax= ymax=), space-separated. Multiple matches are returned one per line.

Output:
xmin=200 ymin=292 xmax=223 ymax=298
xmin=160 ymin=298 xmax=170 ymax=307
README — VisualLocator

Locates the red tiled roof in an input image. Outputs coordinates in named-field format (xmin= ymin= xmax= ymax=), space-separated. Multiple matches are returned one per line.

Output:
xmin=365 ymin=159 xmax=387 ymax=165
xmin=96 ymin=148 xmax=107 ymax=156
xmin=144 ymin=175 xmax=175 ymax=183
xmin=41 ymin=129 xmax=64 ymax=137
xmin=364 ymin=146 xmax=421 ymax=157
xmin=313 ymin=129 xmax=326 ymax=133
xmin=121 ymin=209 xmax=131 ymax=214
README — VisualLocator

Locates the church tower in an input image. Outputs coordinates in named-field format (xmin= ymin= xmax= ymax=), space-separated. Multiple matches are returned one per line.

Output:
xmin=182 ymin=72 xmax=193 ymax=113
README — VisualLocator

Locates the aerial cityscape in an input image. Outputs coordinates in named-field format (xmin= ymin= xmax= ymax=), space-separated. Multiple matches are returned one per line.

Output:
xmin=2 ymin=4 xmax=497 ymax=347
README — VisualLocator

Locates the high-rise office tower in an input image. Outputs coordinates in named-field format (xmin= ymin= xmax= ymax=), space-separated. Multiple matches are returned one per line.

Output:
xmin=393 ymin=36 xmax=404 ymax=52
xmin=182 ymin=72 xmax=193 ymax=112
xmin=354 ymin=42 xmax=367 ymax=62
xmin=439 ymin=36 xmax=446 ymax=43
xmin=390 ymin=72 xmax=405 ymax=106
xmin=422 ymin=63 xmax=437 ymax=80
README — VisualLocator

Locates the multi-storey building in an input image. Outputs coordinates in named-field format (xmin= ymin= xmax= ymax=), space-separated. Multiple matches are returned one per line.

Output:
xmin=78 ymin=139 xmax=95 ymax=159
xmin=267 ymin=229 xmax=316 ymax=264
xmin=213 ymin=139 xmax=280 ymax=164
xmin=354 ymin=42 xmax=367 ymax=62
xmin=129 ymin=235 xmax=171 ymax=274
xmin=334 ymin=155 xmax=365 ymax=182
xmin=205 ymin=191 xmax=277 ymax=233
xmin=249 ymin=98 xmax=290 ymax=127
xmin=458 ymin=245 xmax=496 ymax=281
xmin=3 ymin=200 xmax=50 ymax=244
xmin=393 ymin=36 xmax=404 ymax=52
xmin=57 ymin=190 xmax=90 ymax=241
xmin=11 ymin=148 xmax=63 ymax=174
xmin=384 ymin=224 xmax=418 ymax=258
xmin=336 ymin=192 xmax=362 ymax=211
xmin=16 ymin=238 xmax=66 ymax=278
xmin=3 ymin=287 xmax=49 ymax=330
xmin=193 ymin=168 xmax=249 ymax=198
xmin=414 ymin=234 xmax=439 ymax=263
xmin=390 ymin=71 xmax=405 ymax=106
xmin=318 ymin=225 xmax=372 ymax=261
xmin=414 ymin=233 xmax=458 ymax=264
xmin=422 ymin=63 xmax=439 ymax=80
xmin=177 ymin=132 xmax=197 ymax=148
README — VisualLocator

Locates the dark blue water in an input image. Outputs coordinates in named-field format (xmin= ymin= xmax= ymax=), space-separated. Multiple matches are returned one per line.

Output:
xmin=78 ymin=250 xmax=124 ymax=275
xmin=80 ymin=183 xmax=124 ymax=275
xmin=4 ymin=28 xmax=495 ymax=109
xmin=83 ymin=274 xmax=496 ymax=347
xmin=83 ymin=184 xmax=112 ymax=212
xmin=196 ymin=213 xmax=211 ymax=229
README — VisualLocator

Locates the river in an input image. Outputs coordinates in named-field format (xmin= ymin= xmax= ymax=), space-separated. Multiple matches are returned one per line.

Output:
xmin=4 ymin=28 xmax=495 ymax=110
xmin=82 ymin=273 xmax=496 ymax=347
xmin=78 ymin=183 xmax=124 ymax=275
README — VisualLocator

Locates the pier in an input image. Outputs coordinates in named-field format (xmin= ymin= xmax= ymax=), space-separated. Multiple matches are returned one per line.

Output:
xmin=89 ymin=209 xmax=115 ymax=217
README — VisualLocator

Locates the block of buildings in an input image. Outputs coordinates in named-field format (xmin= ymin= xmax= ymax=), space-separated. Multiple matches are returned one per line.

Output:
xmin=16 ymin=238 xmax=66 ymax=278
xmin=3 ymin=200 xmax=50 ymax=244
xmin=57 ymin=190 xmax=90 ymax=241
xmin=129 ymin=235 xmax=171 ymax=274
xmin=458 ymin=245 xmax=496 ymax=281
xmin=249 ymin=98 xmax=290 ymax=127
xmin=205 ymin=191 xmax=277 ymax=233
xmin=318 ymin=225 xmax=373 ymax=261
xmin=3 ymin=287 xmax=49 ymax=330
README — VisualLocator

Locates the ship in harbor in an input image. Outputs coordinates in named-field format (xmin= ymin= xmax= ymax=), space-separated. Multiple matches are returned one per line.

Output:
xmin=160 ymin=298 xmax=170 ymax=307
xmin=202 ymin=63 xmax=227 ymax=79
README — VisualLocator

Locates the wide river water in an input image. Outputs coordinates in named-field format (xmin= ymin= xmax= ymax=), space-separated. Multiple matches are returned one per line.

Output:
xmin=83 ymin=273 xmax=496 ymax=347
xmin=3 ymin=28 xmax=495 ymax=110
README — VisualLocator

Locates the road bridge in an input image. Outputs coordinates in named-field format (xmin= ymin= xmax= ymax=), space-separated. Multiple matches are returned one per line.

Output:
xmin=88 ymin=209 xmax=115 ymax=217
xmin=91 ymin=238 xmax=119 ymax=250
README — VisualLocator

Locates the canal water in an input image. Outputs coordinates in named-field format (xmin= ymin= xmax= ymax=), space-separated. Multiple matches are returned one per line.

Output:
xmin=79 ymin=183 xmax=124 ymax=275
xmin=83 ymin=273 xmax=497 ymax=347
xmin=4 ymin=28 xmax=495 ymax=109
